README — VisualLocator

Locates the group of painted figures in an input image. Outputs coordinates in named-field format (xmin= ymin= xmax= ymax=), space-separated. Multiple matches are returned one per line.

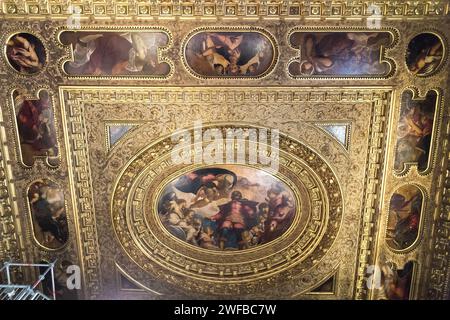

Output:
xmin=5 ymin=30 xmax=444 ymax=77
xmin=158 ymin=167 xmax=295 ymax=250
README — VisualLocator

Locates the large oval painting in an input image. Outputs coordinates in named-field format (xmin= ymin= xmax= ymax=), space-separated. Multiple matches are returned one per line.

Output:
xmin=157 ymin=166 xmax=296 ymax=251
xmin=183 ymin=30 xmax=277 ymax=78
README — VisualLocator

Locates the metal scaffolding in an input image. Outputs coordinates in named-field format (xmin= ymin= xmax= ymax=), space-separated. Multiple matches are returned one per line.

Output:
xmin=0 ymin=261 xmax=56 ymax=300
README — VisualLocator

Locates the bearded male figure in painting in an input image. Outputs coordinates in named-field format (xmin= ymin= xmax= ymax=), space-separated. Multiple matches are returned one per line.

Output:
xmin=210 ymin=191 xmax=258 ymax=250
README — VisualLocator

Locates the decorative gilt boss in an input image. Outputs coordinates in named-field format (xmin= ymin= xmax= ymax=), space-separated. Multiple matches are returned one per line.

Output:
xmin=0 ymin=0 xmax=449 ymax=301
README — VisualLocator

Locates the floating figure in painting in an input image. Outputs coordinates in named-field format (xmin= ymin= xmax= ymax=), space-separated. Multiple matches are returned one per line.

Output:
xmin=62 ymin=31 xmax=170 ymax=76
xmin=261 ymin=185 xmax=295 ymax=243
xmin=394 ymin=91 xmax=436 ymax=172
xmin=185 ymin=31 xmax=275 ymax=77
xmin=28 ymin=179 xmax=68 ymax=249
xmin=173 ymin=168 xmax=237 ymax=208
xmin=15 ymin=92 xmax=59 ymax=166
xmin=197 ymin=33 xmax=244 ymax=75
xmin=6 ymin=33 xmax=46 ymax=74
xmin=289 ymin=31 xmax=392 ymax=76
xmin=386 ymin=186 xmax=422 ymax=250
xmin=407 ymin=33 xmax=444 ymax=76
xmin=158 ymin=166 xmax=296 ymax=251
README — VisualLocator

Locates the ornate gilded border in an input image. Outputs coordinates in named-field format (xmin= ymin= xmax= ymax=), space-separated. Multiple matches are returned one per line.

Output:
xmin=110 ymin=128 xmax=340 ymax=296
xmin=425 ymin=117 xmax=450 ymax=300
xmin=0 ymin=107 xmax=25 ymax=267
xmin=58 ymin=88 xmax=102 ymax=299
xmin=354 ymin=90 xmax=391 ymax=299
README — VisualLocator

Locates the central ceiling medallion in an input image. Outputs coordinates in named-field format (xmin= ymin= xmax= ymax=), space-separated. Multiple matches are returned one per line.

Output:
xmin=157 ymin=165 xmax=297 ymax=251
xmin=111 ymin=124 xmax=343 ymax=296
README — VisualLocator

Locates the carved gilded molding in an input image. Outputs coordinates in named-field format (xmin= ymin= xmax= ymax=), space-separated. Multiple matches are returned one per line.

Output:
xmin=1 ymin=1 xmax=449 ymax=19
xmin=425 ymin=118 xmax=450 ymax=299
xmin=0 ymin=109 xmax=24 ymax=265
xmin=353 ymin=90 xmax=390 ymax=299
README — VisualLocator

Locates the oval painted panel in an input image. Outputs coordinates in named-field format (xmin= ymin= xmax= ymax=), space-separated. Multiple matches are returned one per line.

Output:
xmin=386 ymin=185 xmax=423 ymax=251
xmin=183 ymin=30 xmax=277 ymax=78
xmin=406 ymin=33 xmax=444 ymax=76
xmin=6 ymin=33 xmax=46 ymax=74
xmin=28 ymin=179 xmax=68 ymax=249
xmin=157 ymin=166 xmax=296 ymax=251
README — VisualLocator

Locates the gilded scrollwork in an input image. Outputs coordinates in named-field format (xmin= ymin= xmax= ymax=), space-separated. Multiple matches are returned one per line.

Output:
xmin=112 ymin=129 xmax=339 ymax=284
xmin=58 ymin=92 xmax=102 ymax=298
xmin=424 ymin=120 xmax=450 ymax=300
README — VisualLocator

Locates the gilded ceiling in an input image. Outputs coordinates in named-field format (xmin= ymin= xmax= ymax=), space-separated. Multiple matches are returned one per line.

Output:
xmin=0 ymin=0 xmax=449 ymax=300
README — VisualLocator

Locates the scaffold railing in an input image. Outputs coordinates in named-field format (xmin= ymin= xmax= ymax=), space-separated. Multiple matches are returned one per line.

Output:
xmin=0 ymin=261 xmax=57 ymax=300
